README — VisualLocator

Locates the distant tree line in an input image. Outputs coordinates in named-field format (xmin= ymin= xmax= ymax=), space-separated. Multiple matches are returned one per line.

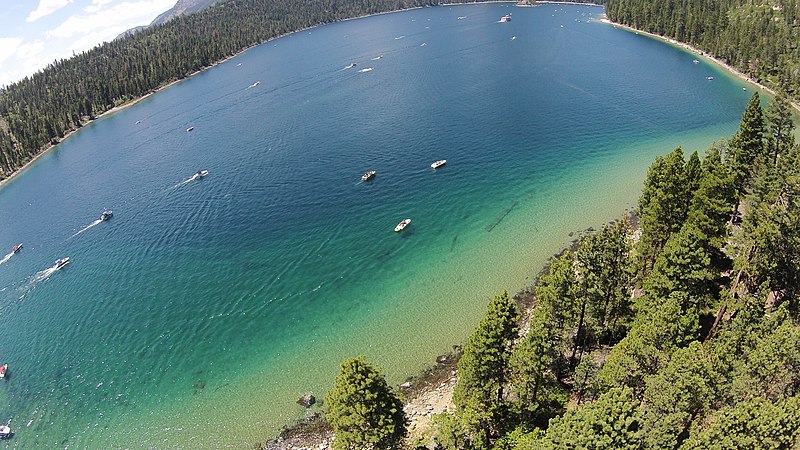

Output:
xmin=605 ymin=0 xmax=800 ymax=98
xmin=1 ymin=0 xmax=492 ymax=180
xmin=325 ymin=92 xmax=800 ymax=449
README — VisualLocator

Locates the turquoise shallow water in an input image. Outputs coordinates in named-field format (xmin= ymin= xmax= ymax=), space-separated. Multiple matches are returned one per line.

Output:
xmin=0 ymin=3 xmax=755 ymax=447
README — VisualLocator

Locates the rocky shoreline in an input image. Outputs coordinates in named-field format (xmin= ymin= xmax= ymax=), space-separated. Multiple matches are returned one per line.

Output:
xmin=258 ymin=216 xmax=631 ymax=449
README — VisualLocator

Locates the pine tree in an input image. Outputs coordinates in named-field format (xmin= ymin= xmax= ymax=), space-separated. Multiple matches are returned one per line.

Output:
xmin=452 ymin=291 xmax=519 ymax=447
xmin=638 ymin=147 xmax=689 ymax=273
xmin=326 ymin=356 xmax=406 ymax=450
xmin=536 ymin=387 xmax=643 ymax=450
xmin=729 ymin=93 xmax=766 ymax=199
xmin=685 ymin=147 xmax=736 ymax=253
xmin=766 ymin=89 xmax=796 ymax=166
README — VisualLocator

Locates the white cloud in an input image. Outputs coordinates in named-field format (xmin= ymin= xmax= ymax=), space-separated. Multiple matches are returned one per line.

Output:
xmin=0 ymin=41 xmax=61 ymax=87
xmin=48 ymin=0 xmax=174 ymax=39
xmin=1 ymin=0 xmax=175 ymax=86
xmin=27 ymin=0 xmax=74 ymax=23
xmin=0 ymin=37 xmax=24 ymax=65
xmin=68 ymin=28 xmax=127 ymax=53
xmin=84 ymin=0 xmax=115 ymax=14
xmin=16 ymin=41 xmax=46 ymax=61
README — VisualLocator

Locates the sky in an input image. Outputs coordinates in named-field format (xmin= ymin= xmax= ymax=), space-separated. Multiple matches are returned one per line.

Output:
xmin=0 ymin=0 xmax=178 ymax=87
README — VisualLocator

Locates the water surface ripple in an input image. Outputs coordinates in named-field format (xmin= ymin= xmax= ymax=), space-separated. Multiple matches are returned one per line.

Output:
xmin=0 ymin=3 xmax=752 ymax=447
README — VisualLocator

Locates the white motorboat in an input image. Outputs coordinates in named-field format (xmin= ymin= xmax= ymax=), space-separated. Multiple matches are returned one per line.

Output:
xmin=100 ymin=210 xmax=113 ymax=221
xmin=394 ymin=219 xmax=411 ymax=232
xmin=186 ymin=126 xmax=194 ymax=132
xmin=0 ymin=425 xmax=10 ymax=439
xmin=54 ymin=257 xmax=70 ymax=270
xmin=431 ymin=159 xmax=447 ymax=169
xmin=500 ymin=14 xmax=512 ymax=22
xmin=362 ymin=170 xmax=376 ymax=181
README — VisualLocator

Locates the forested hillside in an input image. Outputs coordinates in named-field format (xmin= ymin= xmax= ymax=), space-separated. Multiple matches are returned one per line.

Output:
xmin=444 ymin=92 xmax=800 ymax=449
xmin=0 ymin=0 xmax=447 ymax=180
xmin=322 ymin=92 xmax=800 ymax=449
xmin=605 ymin=0 xmax=800 ymax=97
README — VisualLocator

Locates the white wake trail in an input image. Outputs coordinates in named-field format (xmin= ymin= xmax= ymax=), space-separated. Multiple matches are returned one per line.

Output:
xmin=71 ymin=219 xmax=102 ymax=238
xmin=173 ymin=174 xmax=199 ymax=188
xmin=0 ymin=252 xmax=12 ymax=266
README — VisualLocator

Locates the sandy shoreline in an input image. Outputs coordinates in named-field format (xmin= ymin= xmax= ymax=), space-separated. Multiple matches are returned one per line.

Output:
xmin=601 ymin=18 xmax=800 ymax=114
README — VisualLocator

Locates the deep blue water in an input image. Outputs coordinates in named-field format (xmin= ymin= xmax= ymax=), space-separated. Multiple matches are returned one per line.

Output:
xmin=0 ymin=3 xmax=754 ymax=447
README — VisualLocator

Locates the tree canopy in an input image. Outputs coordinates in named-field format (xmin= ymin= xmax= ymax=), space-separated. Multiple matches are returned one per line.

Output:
xmin=325 ymin=356 xmax=406 ymax=449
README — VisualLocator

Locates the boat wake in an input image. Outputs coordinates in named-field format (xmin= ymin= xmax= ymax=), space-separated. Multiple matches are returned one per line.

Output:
xmin=173 ymin=171 xmax=208 ymax=188
xmin=394 ymin=35 xmax=406 ymax=40
xmin=358 ymin=67 xmax=374 ymax=73
xmin=0 ymin=252 xmax=13 ymax=266
xmin=371 ymin=55 xmax=383 ymax=60
xmin=246 ymin=80 xmax=261 ymax=89
xmin=31 ymin=267 xmax=58 ymax=283
xmin=70 ymin=219 xmax=102 ymax=238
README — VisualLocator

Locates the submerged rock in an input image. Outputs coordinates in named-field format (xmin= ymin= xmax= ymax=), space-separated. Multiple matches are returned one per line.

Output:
xmin=297 ymin=393 xmax=316 ymax=408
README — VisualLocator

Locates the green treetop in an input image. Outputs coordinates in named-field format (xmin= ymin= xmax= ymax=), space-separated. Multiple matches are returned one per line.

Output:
xmin=325 ymin=356 xmax=406 ymax=450
xmin=729 ymin=92 xmax=766 ymax=199
xmin=451 ymin=290 xmax=519 ymax=447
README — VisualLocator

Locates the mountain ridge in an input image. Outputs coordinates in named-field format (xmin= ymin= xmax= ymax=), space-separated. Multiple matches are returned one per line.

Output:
xmin=116 ymin=0 xmax=223 ymax=39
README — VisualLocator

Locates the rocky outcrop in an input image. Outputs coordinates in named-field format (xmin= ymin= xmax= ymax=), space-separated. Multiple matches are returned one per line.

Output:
xmin=297 ymin=393 xmax=316 ymax=408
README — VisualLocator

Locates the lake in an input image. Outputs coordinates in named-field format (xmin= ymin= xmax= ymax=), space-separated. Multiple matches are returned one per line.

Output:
xmin=0 ymin=3 xmax=754 ymax=447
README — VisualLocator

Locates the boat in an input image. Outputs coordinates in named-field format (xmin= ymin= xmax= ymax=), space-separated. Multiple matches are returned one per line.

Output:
xmin=54 ymin=257 xmax=70 ymax=270
xmin=431 ymin=159 xmax=447 ymax=169
xmin=362 ymin=170 xmax=376 ymax=181
xmin=11 ymin=243 xmax=22 ymax=254
xmin=100 ymin=210 xmax=113 ymax=221
xmin=186 ymin=126 xmax=194 ymax=132
xmin=194 ymin=169 xmax=209 ymax=179
xmin=0 ymin=364 xmax=7 ymax=379
xmin=692 ymin=59 xmax=700 ymax=64
xmin=0 ymin=425 xmax=10 ymax=439
xmin=358 ymin=67 xmax=374 ymax=73
xmin=346 ymin=62 xmax=357 ymax=69
xmin=394 ymin=218 xmax=412 ymax=232
xmin=707 ymin=76 xmax=714 ymax=80
xmin=500 ymin=14 xmax=512 ymax=22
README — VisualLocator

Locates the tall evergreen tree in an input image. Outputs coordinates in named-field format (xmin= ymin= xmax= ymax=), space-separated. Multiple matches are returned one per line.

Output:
xmin=766 ymin=89 xmax=796 ymax=166
xmin=534 ymin=387 xmax=643 ymax=450
xmin=686 ymin=147 xmax=736 ymax=254
xmin=452 ymin=291 xmax=519 ymax=447
xmin=637 ymin=147 xmax=689 ymax=273
xmin=326 ymin=356 xmax=406 ymax=450
xmin=728 ymin=93 xmax=766 ymax=200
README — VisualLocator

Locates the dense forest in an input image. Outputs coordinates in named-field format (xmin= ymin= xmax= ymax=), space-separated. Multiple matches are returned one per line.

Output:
xmin=322 ymin=91 xmax=800 ymax=449
xmin=605 ymin=0 xmax=800 ymax=97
